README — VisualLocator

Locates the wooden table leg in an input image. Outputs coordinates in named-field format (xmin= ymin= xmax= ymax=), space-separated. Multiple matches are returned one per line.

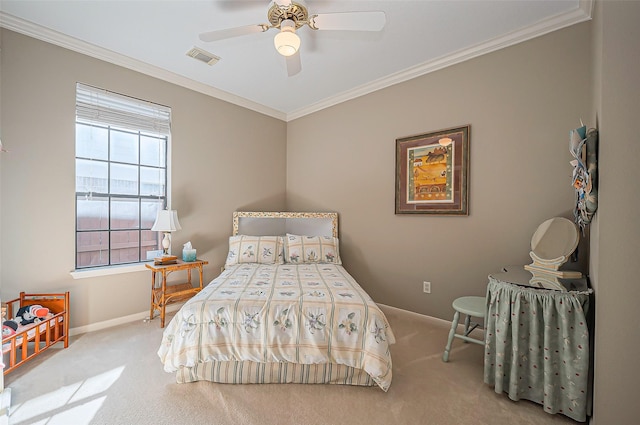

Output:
xmin=149 ymin=270 xmax=156 ymax=321
xmin=160 ymin=270 xmax=167 ymax=328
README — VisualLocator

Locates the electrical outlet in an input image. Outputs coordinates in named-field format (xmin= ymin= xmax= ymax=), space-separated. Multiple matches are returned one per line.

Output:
xmin=423 ymin=281 xmax=431 ymax=293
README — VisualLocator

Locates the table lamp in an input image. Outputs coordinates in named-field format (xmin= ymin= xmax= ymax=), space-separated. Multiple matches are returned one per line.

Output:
xmin=151 ymin=209 xmax=182 ymax=256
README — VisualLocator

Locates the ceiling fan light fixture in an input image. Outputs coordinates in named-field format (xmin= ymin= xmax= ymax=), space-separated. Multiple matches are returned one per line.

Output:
xmin=274 ymin=19 xmax=300 ymax=57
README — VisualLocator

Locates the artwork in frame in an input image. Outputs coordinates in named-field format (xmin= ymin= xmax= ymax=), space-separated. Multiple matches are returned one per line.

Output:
xmin=395 ymin=125 xmax=470 ymax=215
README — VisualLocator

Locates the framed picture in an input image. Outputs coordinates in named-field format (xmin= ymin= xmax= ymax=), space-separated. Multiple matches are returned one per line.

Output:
xmin=395 ymin=125 xmax=470 ymax=215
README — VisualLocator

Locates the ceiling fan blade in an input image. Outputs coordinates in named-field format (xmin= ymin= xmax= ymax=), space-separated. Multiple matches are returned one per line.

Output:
xmin=199 ymin=24 xmax=269 ymax=42
xmin=309 ymin=11 xmax=386 ymax=31
xmin=286 ymin=52 xmax=301 ymax=77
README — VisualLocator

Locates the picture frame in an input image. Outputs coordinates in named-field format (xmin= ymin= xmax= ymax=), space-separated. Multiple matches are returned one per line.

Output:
xmin=395 ymin=125 xmax=470 ymax=215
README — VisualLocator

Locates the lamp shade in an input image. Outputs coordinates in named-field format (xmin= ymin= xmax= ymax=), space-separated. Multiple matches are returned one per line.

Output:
xmin=151 ymin=209 xmax=182 ymax=232
xmin=274 ymin=19 xmax=300 ymax=57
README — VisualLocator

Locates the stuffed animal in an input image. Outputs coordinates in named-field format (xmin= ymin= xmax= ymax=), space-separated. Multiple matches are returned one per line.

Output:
xmin=2 ymin=320 xmax=18 ymax=338
xmin=15 ymin=304 xmax=49 ymax=326
xmin=1 ymin=303 xmax=17 ymax=338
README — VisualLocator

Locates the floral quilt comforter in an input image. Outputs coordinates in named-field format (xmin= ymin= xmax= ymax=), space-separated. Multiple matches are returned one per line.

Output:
xmin=158 ymin=263 xmax=395 ymax=391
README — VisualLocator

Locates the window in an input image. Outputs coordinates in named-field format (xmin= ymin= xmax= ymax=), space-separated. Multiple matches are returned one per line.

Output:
xmin=75 ymin=83 xmax=171 ymax=269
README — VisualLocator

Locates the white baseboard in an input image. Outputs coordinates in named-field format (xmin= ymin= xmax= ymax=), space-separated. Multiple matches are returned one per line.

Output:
xmin=70 ymin=302 xmax=482 ymax=340
xmin=69 ymin=303 xmax=184 ymax=336
xmin=378 ymin=303 xmax=485 ymax=340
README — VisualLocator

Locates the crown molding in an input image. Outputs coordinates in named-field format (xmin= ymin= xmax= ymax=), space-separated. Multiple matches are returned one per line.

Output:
xmin=1 ymin=1 xmax=592 ymax=123
xmin=286 ymin=0 xmax=593 ymax=121
xmin=0 ymin=12 xmax=287 ymax=121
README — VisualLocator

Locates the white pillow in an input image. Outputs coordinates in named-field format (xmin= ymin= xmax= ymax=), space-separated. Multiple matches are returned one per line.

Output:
xmin=225 ymin=235 xmax=284 ymax=266
xmin=284 ymin=234 xmax=341 ymax=264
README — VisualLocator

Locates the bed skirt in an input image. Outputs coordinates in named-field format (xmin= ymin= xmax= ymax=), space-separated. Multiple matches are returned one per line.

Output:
xmin=176 ymin=360 xmax=377 ymax=388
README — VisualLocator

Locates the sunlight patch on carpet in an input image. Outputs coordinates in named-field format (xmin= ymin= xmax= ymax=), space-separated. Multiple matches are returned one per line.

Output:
xmin=9 ymin=366 xmax=124 ymax=424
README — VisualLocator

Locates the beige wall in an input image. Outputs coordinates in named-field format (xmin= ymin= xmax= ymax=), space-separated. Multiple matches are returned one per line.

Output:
xmin=287 ymin=22 xmax=592 ymax=321
xmin=0 ymin=30 xmax=287 ymax=328
xmin=589 ymin=1 xmax=640 ymax=424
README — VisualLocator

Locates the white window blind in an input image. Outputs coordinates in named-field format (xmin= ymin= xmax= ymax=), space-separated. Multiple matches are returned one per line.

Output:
xmin=74 ymin=83 xmax=170 ymax=270
xmin=76 ymin=83 xmax=171 ymax=136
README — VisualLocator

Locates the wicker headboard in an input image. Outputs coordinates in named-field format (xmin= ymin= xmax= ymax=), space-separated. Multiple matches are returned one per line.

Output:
xmin=232 ymin=212 xmax=338 ymax=238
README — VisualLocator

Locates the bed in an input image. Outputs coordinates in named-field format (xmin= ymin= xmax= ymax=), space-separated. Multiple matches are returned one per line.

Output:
xmin=2 ymin=292 xmax=70 ymax=375
xmin=158 ymin=212 xmax=395 ymax=391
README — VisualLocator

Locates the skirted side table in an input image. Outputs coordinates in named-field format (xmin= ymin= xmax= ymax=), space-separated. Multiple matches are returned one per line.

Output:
xmin=484 ymin=267 xmax=592 ymax=422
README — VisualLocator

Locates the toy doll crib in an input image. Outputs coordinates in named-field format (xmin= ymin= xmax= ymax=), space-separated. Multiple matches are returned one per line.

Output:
xmin=2 ymin=292 xmax=70 ymax=375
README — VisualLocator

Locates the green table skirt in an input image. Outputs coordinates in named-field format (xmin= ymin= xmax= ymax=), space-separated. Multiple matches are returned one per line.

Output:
xmin=484 ymin=278 xmax=591 ymax=422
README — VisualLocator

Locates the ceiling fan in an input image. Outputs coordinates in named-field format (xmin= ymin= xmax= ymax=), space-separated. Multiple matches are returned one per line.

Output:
xmin=198 ymin=0 xmax=386 ymax=76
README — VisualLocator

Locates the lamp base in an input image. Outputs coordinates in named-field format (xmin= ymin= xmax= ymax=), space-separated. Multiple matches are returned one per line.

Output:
xmin=161 ymin=232 xmax=171 ymax=256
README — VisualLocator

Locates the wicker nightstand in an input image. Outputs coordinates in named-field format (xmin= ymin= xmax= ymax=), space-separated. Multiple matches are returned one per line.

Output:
xmin=145 ymin=259 xmax=208 ymax=327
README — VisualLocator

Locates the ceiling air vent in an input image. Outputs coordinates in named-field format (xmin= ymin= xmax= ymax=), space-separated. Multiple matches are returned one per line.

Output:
xmin=186 ymin=47 xmax=220 ymax=66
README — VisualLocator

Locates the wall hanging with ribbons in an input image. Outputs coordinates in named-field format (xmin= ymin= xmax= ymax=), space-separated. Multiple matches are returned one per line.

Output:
xmin=569 ymin=121 xmax=598 ymax=232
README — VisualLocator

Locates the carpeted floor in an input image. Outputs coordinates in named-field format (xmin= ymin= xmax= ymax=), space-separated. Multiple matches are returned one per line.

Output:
xmin=4 ymin=305 xmax=580 ymax=425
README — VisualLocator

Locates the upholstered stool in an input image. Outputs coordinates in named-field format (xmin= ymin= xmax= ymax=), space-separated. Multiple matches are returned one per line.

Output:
xmin=442 ymin=296 xmax=485 ymax=362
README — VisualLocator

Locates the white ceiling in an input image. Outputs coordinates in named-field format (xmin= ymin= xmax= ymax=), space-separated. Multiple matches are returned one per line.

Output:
xmin=0 ymin=1 xmax=591 ymax=121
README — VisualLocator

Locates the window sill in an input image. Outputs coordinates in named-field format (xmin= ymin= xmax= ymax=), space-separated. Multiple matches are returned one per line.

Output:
xmin=70 ymin=262 xmax=150 ymax=279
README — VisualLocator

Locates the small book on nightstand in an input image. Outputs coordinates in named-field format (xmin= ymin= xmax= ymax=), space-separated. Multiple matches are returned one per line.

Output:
xmin=154 ymin=255 xmax=178 ymax=265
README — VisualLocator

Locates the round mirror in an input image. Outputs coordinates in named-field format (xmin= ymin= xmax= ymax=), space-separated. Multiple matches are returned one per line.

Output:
xmin=530 ymin=217 xmax=579 ymax=261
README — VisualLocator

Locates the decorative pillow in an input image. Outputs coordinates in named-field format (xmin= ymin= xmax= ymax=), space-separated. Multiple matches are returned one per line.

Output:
xmin=284 ymin=234 xmax=342 ymax=264
xmin=225 ymin=235 xmax=284 ymax=266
